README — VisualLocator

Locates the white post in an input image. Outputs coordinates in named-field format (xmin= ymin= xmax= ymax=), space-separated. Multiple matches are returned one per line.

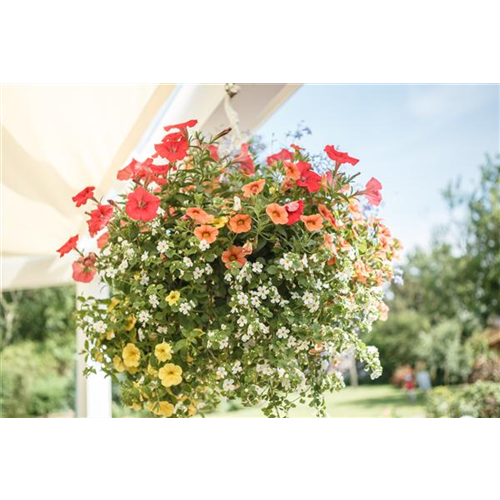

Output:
xmin=76 ymin=275 xmax=112 ymax=500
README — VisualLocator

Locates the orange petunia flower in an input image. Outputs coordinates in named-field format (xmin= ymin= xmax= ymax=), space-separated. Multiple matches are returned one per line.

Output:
xmin=354 ymin=260 xmax=372 ymax=283
xmin=228 ymin=214 xmax=252 ymax=233
xmin=221 ymin=245 xmax=250 ymax=269
xmin=283 ymin=161 xmax=301 ymax=180
xmin=266 ymin=203 xmax=288 ymax=224
xmin=194 ymin=225 xmax=219 ymax=244
xmin=186 ymin=207 xmax=214 ymax=224
xmin=242 ymin=179 xmax=265 ymax=198
xmin=318 ymin=204 xmax=337 ymax=226
xmin=300 ymin=214 xmax=323 ymax=231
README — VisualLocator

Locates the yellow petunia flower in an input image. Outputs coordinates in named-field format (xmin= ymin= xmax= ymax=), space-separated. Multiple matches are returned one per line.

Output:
xmin=125 ymin=315 xmax=136 ymax=331
xmin=212 ymin=216 xmax=229 ymax=229
xmin=147 ymin=364 xmax=159 ymax=377
xmin=155 ymin=342 xmax=172 ymax=362
xmin=131 ymin=402 xmax=142 ymax=412
xmin=106 ymin=330 xmax=116 ymax=340
xmin=122 ymin=343 xmax=141 ymax=368
xmin=158 ymin=363 xmax=183 ymax=388
xmin=147 ymin=401 xmax=175 ymax=417
xmin=113 ymin=355 xmax=126 ymax=373
xmin=106 ymin=298 xmax=120 ymax=312
xmin=165 ymin=291 xmax=180 ymax=306
xmin=127 ymin=366 xmax=139 ymax=375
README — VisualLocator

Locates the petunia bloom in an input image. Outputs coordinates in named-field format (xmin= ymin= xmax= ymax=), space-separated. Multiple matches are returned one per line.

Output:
xmin=267 ymin=148 xmax=293 ymax=165
xmin=221 ymin=245 xmax=251 ymax=269
xmin=158 ymin=363 xmax=183 ymax=387
xmin=207 ymin=144 xmax=219 ymax=161
xmin=290 ymin=143 xmax=304 ymax=151
xmin=296 ymin=162 xmax=322 ymax=193
xmin=232 ymin=143 xmax=255 ymax=176
xmin=301 ymin=214 xmax=324 ymax=231
xmin=87 ymin=205 xmax=114 ymax=236
xmin=57 ymin=235 xmax=79 ymax=257
xmin=284 ymin=200 xmax=304 ymax=225
xmin=163 ymin=119 xmax=198 ymax=136
xmin=194 ymin=224 xmax=219 ymax=244
xmin=266 ymin=203 xmax=288 ymax=225
xmin=363 ymin=177 xmax=383 ymax=206
xmin=125 ymin=186 xmax=160 ymax=222
xmin=72 ymin=253 xmax=97 ymax=283
xmin=97 ymin=231 xmax=109 ymax=249
xmin=318 ymin=204 xmax=337 ymax=226
xmin=242 ymin=179 xmax=265 ymax=198
xmin=155 ymin=131 xmax=189 ymax=163
xmin=72 ymin=186 xmax=95 ymax=207
xmin=186 ymin=207 xmax=214 ymax=224
xmin=228 ymin=214 xmax=252 ymax=233
xmin=283 ymin=161 xmax=301 ymax=180
xmin=324 ymin=145 xmax=359 ymax=166
xmin=122 ymin=343 xmax=141 ymax=368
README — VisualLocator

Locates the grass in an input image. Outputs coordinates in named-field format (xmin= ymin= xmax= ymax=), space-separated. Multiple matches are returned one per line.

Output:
xmin=207 ymin=384 xmax=427 ymax=418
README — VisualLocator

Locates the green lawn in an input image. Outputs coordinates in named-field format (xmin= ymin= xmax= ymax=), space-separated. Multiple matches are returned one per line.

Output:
xmin=207 ymin=384 xmax=427 ymax=418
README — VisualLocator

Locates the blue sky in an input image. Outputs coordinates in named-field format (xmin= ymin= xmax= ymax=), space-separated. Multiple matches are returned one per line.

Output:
xmin=258 ymin=84 xmax=499 ymax=255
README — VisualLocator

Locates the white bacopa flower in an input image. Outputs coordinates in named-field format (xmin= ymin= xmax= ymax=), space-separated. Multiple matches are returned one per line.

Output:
xmin=279 ymin=257 xmax=293 ymax=271
xmin=138 ymin=311 xmax=150 ymax=323
xmin=179 ymin=302 xmax=191 ymax=315
xmin=193 ymin=267 xmax=204 ymax=280
xmin=237 ymin=293 xmax=249 ymax=306
xmin=102 ymin=246 xmax=112 ymax=257
xmin=118 ymin=260 xmax=129 ymax=273
xmin=157 ymin=240 xmax=169 ymax=253
xmin=199 ymin=239 xmax=210 ymax=251
xmin=223 ymin=379 xmax=236 ymax=391
xmin=157 ymin=326 xmax=168 ymax=334
xmin=105 ymin=268 xmax=118 ymax=278
xmin=233 ymin=196 xmax=242 ymax=211
xmin=252 ymin=262 xmax=264 ymax=274
xmin=287 ymin=336 xmax=297 ymax=348
xmin=301 ymin=254 xmax=308 ymax=268
xmin=219 ymin=338 xmax=229 ymax=349
xmin=237 ymin=316 xmax=247 ymax=327
xmin=205 ymin=264 xmax=213 ymax=275
xmin=183 ymin=257 xmax=193 ymax=268
xmin=216 ymin=367 xmax=227 ymax=379
xmin=149 ymin=295 xmax=159 ymax=308
xmin=220 ymin=324 xmax=227 ymax=330
xmin=124 ymin=248 xmax=135 ymax=259
xmin=93 ymin=320 xmax=106 ymax=333
xmin=141 ymin=251 xmax=149 ymax=262
xmin=140 ymin=273 xmax=150 ymax=286
xmin=84 ymin=315 xmax=94 ymax=324
xmin=276 ymin=327 xmax=290 ymax=339
xmin=232 ymin=361 xmax=242 ymax=374
xmin=256 ymin=285 xmax=269 ymax=299
xmin=250 ymin=296 xmax=261 ymax=308
xmin=138 ymin=328 xmax=145 ymax=341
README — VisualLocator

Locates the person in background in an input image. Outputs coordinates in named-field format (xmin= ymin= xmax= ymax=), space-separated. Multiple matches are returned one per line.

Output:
xmin=403 ymin=373 xmax=416 ymax=403
xmin=416 ymin=361 xmax=432 ymax=391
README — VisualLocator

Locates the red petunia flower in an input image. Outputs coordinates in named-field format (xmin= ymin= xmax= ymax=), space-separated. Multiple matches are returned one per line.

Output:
xmin=290 ymin=144 xmax=304 ymax=151
xmin=296 ymin=162 xmax=322 ymax=193
xmin=155 ymin=132 xmax=189 ymax=163
xmin=207 ymin=144 xmax=219 ymax=161
xmin=284 ymin=200 xmax=304 ymax=225
xmin=324 ymin=145 xmax=359 ymax=166
xmin=72 ymin=186 xmax=95 ymax=207
xmin=233 ymin=143 xmax=255 ymax=176
xmin=87 ymin=205 xmax=114 ymax=236
xmin=125 ymin=186 xmax=161 ymax=221
xmin=117 ymin=159 xmax=142 ymax=181
xmin=97 ymin=231 xmax=110 ymax=249
xmin=57 ymin=235 xmax=79 ymax=257
xmin=363 ymin=177 xmax=383 ymax=206
xmin=267 ymin=148 xmax=293 ymax=166
xmin=163 ymin=119 xmax=198 ymax=136
xmin=72 ymin=253 xmax=97 ymax=283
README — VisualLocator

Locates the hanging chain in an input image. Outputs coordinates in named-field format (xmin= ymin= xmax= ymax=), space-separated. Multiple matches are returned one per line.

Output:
xmin=223 ymin=83 xmax=246 ymax=148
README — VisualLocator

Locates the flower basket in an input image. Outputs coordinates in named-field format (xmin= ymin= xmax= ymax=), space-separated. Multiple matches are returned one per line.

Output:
xmin=58 ymin=119 xmax=401 ymax=417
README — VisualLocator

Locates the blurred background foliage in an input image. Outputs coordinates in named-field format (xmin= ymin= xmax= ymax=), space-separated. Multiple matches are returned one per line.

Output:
xmin=0 ymin=286 xmax=76 ymax=417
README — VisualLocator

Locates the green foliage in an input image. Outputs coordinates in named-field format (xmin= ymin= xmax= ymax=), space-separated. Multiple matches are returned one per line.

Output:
xmin=369 ymin=156 xmax=499 ymax=383
xmin=426 ymin=381 xmax=500 ymax=418
xmin=0 ymin=340 xmax=75 ymax=417
xmin=0 ymin=286 xmax=76 ymax=417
